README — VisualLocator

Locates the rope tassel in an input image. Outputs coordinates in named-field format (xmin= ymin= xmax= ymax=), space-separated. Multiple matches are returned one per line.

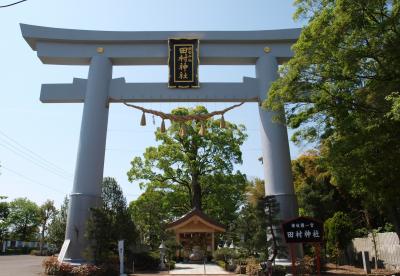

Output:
xmin=199 ymin=122 xmax=206 ymax=136
xmin=140 ymin=112 xmax=146 ymax=126
xmin=220 ymin=115 xmax=226 ymax=128
xmin=179 ymin=124 xmax=187 ymax=137
xmin=160 ymin=119 xmax=166 ymax=133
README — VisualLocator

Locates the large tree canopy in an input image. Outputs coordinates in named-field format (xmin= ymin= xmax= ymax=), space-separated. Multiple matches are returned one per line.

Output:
xmin=127 ymin=106 xmax=247 ymax=248
xmin=266 ymin=0 xmax=400 ymax=239
xmin=7 ymin=197 xmax=40 ymax=241
xmin=127 ymin=106 xmax=247 ymax=215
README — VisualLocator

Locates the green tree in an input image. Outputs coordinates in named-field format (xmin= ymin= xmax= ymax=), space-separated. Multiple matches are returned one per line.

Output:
xmin=266 ymin=0 xmax=400 ymax=239
xmin=0 ymin=196 xmax=9 ymax=243
xmin=128 ymin=188 xmax=177 ymax=250
xmin=127 ymin=106 xmax=247 ymax=216
xmin=234 ymin=180 xmax=285 ymax=260
xmin=47 ymin=197 xmax=69 ymax=251
xmin=86 ymin=177 xmax=137 ymax=264
xmin=292 ymin=150 xmax=348 ymax=222
xmin=235 ymin=179 xmax=268 ymax=255
xmin=7 ymin=198 xmax=40 ymax=241
xmin=39 ymin=200 xmax=56 ymax=255
xmin=324 ymin=211 xmax=355 ymax=262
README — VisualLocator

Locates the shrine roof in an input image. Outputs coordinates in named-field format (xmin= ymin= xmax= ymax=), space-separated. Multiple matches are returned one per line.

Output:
xmin=166 ymin=208 xmax=226 ymax=233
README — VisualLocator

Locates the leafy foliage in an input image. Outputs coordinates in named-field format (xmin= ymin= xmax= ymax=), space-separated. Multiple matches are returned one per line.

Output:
xmin=128 ymin=188 xmax=174 ymax=250
xmin=42 ymin=256 xmax=107 ymax=276
xmin=264 ymin=195 xmax=286 ymax=261
xmin=235 ymin=179 xmax=268 ymax=255
xmin=0 ymin=196 xmax=9 ymax=242
xmin=127 ymin=106 xmax=247 ymax=248
xmin=127 ymin=106 xmax=247 ymax=212
xmin=233 ymin=179 xmax=284 ymax=260
xmin=86 ymin=177 xmax=137 ymax=264
xmin=324 ymin=211 xmax=355 ymax=262
xmin=47 ymin=197 xmax=69 ymax=251
xmin=292 ymin=150 xmax=347 ymax=221
xmin=266 ymin=0 xmax=400 ymax=239
xmin=213 ymin=247 xmax=240 ymax=261
xmin=42 ymin=256 xmax=73 ymax=275
xmin=39 ymin=200 xmax=57 ymax=255
xmin=130 ymin=251 xmax=160 ymax=271
xmin=7 ymin=197 xmax=40 ymax=241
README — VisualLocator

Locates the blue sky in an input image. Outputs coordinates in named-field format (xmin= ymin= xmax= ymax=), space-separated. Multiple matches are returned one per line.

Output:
xmin=0 ymin=0 xmax=306 ymax=207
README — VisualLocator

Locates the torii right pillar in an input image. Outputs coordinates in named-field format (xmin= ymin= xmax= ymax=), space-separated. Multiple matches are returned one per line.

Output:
xmin=256 ymin=53 xmax=300 ymax=258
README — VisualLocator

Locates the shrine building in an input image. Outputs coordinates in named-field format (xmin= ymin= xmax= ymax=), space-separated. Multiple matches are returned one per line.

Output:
xmin=166 ymin=208 xmax=226 ymax=261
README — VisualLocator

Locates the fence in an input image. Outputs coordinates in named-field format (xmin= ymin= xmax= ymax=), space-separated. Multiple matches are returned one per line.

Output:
xmin=1 ymin=240 xmax=51 ymax=255
xmin=350 ymin=232 xmax=400 ymax=270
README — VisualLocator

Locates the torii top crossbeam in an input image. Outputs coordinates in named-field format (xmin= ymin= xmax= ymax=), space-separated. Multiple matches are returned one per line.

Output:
xmin=21 ymin=24 xmax=300 ymax=65
xmin=21 ymin=24 xmax=300 ymax=103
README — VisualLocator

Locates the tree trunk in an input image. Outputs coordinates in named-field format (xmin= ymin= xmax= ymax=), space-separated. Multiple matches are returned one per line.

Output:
xmin=363 ymin=210 xmax=378 ymax=269
xmin=191 ymin=173 xmax=202 ymax=210
xmin=388 ymin=205 xmax=400 ymax=244
xmin=40 ymin=224 xmax=45 ymax=255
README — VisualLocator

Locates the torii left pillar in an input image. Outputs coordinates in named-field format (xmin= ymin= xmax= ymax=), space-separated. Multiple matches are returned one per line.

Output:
xmin=64 ymin=56 xmax=112 ymax=262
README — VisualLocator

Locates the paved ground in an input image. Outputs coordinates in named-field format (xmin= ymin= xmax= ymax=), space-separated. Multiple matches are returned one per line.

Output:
xmin=133 ymin=263 xmax=234 ymax=275
xmin=169 ymin=263 xmax=231 ymax=275
xmin=0 ymin=255 xmax=232 ymax=276
xmin=0 ymin=255 xmax=45 ymax=276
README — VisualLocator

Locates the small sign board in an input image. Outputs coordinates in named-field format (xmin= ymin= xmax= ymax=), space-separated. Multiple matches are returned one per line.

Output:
xmin=57 ymin=239 xmax=70 ymax=262
xmin=282 ymin=216 xmax=323 ymax=243
xmin=168 ymin=38 xmax=199 ymax=88
xmin=118 ymin=240 xmax=125 ymax=275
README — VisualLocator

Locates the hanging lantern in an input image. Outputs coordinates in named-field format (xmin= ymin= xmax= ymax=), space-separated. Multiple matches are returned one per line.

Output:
xmin=179 ymin=124 xmax=187 ymax=137
xmin=220 ymin=114 xmax=226 ymax=128
xmin=198 ymin=121 xmax=206 ymax=136
xmin=160 ymin=119 xmax=166 ymax=133
xmin=140 ymin=112 xmax=146 ymax=126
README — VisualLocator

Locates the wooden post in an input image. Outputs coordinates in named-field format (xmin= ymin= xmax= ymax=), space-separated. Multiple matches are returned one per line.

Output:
xmin=290 ymin=244 xmax=296 ymax=276
xmin=315 ymin=243 xmax=321 ymax=276
xmin=176 ymin=232 xmax=180 ymax=258
xmin=211 ymin=232 xmax=215 ymax=257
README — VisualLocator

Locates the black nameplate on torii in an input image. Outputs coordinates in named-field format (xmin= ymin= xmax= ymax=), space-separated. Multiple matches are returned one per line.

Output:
xmin=168 ymin=38 xmax=199 ymax=88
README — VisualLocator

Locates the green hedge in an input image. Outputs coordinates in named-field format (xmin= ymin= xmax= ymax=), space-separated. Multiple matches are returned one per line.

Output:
xmin=130 ymin=251 xmax=160 ymax=271
xmin=1 ymin=248 xmax=31 ymax=255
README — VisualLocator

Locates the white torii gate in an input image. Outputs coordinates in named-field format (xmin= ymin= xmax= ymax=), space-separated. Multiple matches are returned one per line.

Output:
xmin=21 ymin=24 xmax=301 ymax=262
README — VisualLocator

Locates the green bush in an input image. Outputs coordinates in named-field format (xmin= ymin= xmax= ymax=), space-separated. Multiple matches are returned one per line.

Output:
xmin=324 ymin=211 xmax=354 ymax=261
xmin=71 ymin=264 xmax=102 ymax=276
xmin=42 ymin=256 xmax=73 ymax=275
xmin=245 ymin=257 xmax=260 ymax=276
xmin=216 ymin=260 xmax=226 ymax=270
xmin=30 ymin=249 xmax=41 ymax=256
xmin=4 ymin=248 xmax=30 ymax=255
xmin=130 ymin=251 xmax=160 ymax=271
xmin=166 ymin=260 xmax=175 ymax=270
xmin=42 ymin=256 xmax=109 ymax=276
xmin=213 ymin=248 xmax=239 ymax=261
xmin=302 ymin=255 xmax=316 ymax=274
